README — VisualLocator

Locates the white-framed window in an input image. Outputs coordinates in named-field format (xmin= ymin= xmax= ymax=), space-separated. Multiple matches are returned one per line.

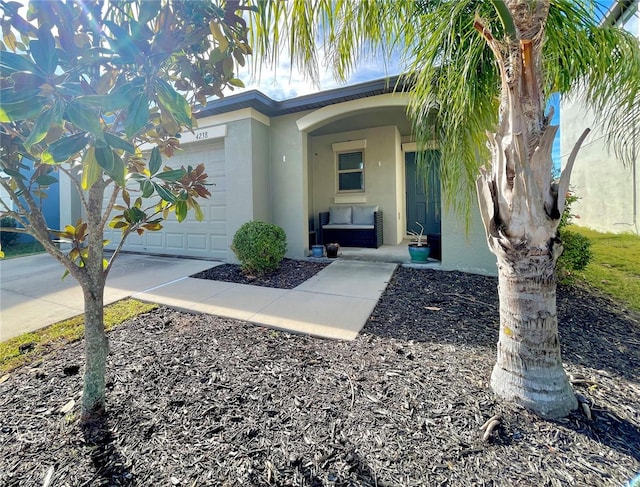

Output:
xmin=332 ymin=139 xmax=366 ymax=193
xmin=337 ymin=151 xmax=364 ymax=192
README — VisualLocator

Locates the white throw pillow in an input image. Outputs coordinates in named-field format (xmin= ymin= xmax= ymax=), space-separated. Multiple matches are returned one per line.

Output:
xmin=351 ymin=205 xmax=378 ymax=225
xmin=329 ymin=206 xmax=352 ymax=224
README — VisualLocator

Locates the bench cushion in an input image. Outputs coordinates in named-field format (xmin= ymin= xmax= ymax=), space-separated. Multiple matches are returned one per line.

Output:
xmin=352 ymin=205 xmax=379 ymax=225
xmin=322 ymin=224 xmax=374 ymax=230
xmin=329 ymin=205 xmax=352 ymax=224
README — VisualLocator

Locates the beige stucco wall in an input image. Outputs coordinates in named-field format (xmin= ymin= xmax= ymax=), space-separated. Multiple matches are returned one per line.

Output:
xmin=309 ymin=125 xmax=403 ymax=245
xmin=394 ymin=130 xmax=406 ymax=243
xmin=269 ymin=112 xmax=311 ymax=259
xmin=440 ymin=198 xmax=497 ymax=276
xmin=224 ymin=117 xmax=274 ymax=262
xmin=560 ymin=96 xmax=639 ymax=234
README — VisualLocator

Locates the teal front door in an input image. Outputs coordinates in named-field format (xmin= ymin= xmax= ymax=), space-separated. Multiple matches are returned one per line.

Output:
xmin=405 ymin=151 xmax=441 ymax=235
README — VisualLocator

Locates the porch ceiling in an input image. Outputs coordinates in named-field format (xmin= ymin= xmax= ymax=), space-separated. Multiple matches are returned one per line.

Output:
xmin=309 ymin=106 xmax=414 ymax=137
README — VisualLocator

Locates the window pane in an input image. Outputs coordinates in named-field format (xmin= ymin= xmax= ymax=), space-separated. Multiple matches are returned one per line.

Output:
xmin=338 ymin=152 xmax=363 ymax=171
xmin=339 ymin=172 xmax=363 ymax=191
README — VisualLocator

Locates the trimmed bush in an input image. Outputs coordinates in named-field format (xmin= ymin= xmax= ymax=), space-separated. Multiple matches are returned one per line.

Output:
xmin=0 ymin=217 xmax=20 ymax=247
xmin=231 ymin=221 xmax=287 ymax=275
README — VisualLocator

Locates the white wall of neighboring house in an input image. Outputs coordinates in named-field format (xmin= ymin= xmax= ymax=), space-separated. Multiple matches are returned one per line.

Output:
xmin=0 ymin=178 xmax=12 ymax=212
xmin=560 ymin=0 xmax=640 ymax=235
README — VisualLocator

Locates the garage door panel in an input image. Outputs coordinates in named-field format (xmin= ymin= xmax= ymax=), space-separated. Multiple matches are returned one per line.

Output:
xmin=187 ymin=234 xmax=207 ymax=250
xmin=211 ymin=206 xmax=226 ymax=221
xmin=104 ymin=141 xmax=227 ymax=259
xmin=165 ymin=233 xmax=184 ymax=249
xmin=145 ymin=234 xmax=163 ymax=249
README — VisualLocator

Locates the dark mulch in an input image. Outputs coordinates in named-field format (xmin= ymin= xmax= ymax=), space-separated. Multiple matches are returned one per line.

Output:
xmin=1 ymin=264 xmax=639 ymax=486
xmin=191 ymin=258 xmax=329 ymax=289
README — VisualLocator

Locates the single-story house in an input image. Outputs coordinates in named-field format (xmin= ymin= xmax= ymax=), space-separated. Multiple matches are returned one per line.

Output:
xmin=59 ymin=77 xmax=497 ymax=275
xmin=560 ymin=1 xmax=640 ymax=235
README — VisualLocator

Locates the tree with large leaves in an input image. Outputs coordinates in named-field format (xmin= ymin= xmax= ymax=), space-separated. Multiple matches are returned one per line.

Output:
xmin=252 ymin=0 xmax=640 ymax=418
xmin=0 ymin=0 xmax=254 ymax=424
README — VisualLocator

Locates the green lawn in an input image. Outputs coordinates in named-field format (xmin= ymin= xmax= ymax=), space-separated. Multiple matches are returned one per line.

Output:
xmin=568 ymin=226 xmax=640 ymax=313
xmin=0 ymin=299 xmax=157 ymax=375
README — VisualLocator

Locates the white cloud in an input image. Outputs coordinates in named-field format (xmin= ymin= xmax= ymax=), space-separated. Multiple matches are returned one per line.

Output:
xmin=236 ymin=49 xmax=403 ymax=100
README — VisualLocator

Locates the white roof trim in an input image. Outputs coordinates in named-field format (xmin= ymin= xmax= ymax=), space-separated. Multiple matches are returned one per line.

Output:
xmin=296 ymin=92 xmax=411 ymax=133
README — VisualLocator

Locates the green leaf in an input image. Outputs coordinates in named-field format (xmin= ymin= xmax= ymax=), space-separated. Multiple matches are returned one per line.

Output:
xmin=155 ymin=78 xmax=192 ymax=128
xmin=228 ymin=78 xmax=245 ymax=88
xmin=155 ymin=168 xmax=185 ymax=182
xmin=65 ymin=100 xmax=102 ymax=135
xmin=175 ymin=200 xmax=187 ymax=222
xmin=149 ymin=147 xmax=162 ymax=175
xmin=34 ymin=174 xmax=58 ymax=186
xmin=139 ymin=1 xmax=161 ymax=23
xmin=23 ymin=106 xmax=53 ymax=152
xmin=488 ymin=0 xmax=517 ymax=41
xmin=2 ymin=168 xmax=27 ymax=180
xmin=0 ymin=88 xmax=41 ymax=104
xmin=56 ymin=82 xmax=83 ymax=96
xmin=47 ymin=133 xmax=87 ymax=163
xmin=29 ymin=28 xmax=57 ymax=75
xmin=0 ymin=98 xmax=45 ymax=122
xmin=95 ymin=145 xmax=114 ymax=173
xmin=81 ymin=146 xmax=101 ymax=190
xmin=193 ymin=202 xmax=204 ymax=221
xmin=140 ymin=179 xmax=154 ymax=198
xmin=153 ymin=182 xmax=176 ymax=203
xmin=0 ymin=50 xmax=39 ymax=74
xmin=104 ymin=132 xmax=135 ymax=154
xmin=124 ymin=92 xmax=149 ymax=138
xmin=104 ymin=21 xmax=140 ymax=61
xmin=124 ymin=206 xmax=146 ymax=224
xmin=107 ymin=152 xmax=126 ymax=186
xmin=79 ymin=92 xmax=131 ymax=112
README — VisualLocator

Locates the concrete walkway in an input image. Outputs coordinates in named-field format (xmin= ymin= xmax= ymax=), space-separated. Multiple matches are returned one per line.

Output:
xmin=0 ymin=253 xmax=396 ymax=342
xmin=134 ymin=259 xmax=396 ymax=340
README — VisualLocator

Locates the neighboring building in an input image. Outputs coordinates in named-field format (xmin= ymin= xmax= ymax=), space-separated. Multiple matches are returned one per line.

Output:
xmin=560 ymin=0 xmax=640 ymax=235
xmin=60 ymin=77 xmax=496 ymax=275
xmin=0 ymin=168 xmax=59 ymax=243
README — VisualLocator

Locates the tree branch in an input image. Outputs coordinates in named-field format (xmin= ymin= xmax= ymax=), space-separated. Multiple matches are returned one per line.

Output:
xmin=100 ymin=184 xmax=120 ymax=230
xmin=58 ymin=165 xmax=90 ymax=216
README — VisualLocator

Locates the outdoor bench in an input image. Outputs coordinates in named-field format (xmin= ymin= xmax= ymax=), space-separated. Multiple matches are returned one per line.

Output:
xmin=319 ymin=205 xmax=383 ymax=248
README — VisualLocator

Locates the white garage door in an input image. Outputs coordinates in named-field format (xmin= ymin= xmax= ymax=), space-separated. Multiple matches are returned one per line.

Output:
xmin=105 ymin=140 xmax=227 ymax=260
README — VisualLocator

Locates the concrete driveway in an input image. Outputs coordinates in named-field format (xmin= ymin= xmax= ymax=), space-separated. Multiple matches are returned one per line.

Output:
xmin=0 ymin=252 xmax=217 ymax=342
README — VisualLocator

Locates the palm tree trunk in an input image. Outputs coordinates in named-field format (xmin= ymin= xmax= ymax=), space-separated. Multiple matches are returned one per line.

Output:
xmin=475 ymin=0 xmax=577 ymax=418
xmin=490 ymin=246 xmax=577 ymax=418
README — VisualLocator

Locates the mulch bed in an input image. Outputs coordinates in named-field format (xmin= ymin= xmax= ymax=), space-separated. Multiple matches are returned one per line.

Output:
xmin=1 ymin=264 xmax=639 ymax=486
xmin=191 ymin=258 xmax=329 ymax=289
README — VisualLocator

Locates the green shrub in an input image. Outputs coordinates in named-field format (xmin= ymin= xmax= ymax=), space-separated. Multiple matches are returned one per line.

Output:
xmin=0 ymin=217 xmax=20 ymax=247
xmin=231 ymin=221 xmax=287 ymax=275
xmin=556 ymin=189 xmax=592 ymax=281
xmin=558 ymin=230 xmax=592 ymax=273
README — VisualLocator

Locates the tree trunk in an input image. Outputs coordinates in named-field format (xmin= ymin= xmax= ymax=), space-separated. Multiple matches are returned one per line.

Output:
xmin=81 ymin=283 xmax=108 ymax=421
xmin=490 ymin=246 xmax=577 ymax=418
xmin=80 ymin=181 xmax=109 ymax=423
xmin=475 ymin=0 xmax=577 ymax=418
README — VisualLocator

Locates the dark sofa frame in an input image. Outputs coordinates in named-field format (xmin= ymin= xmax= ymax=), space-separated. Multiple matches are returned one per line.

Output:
xmin=319 ymin=211 xmax=383 ymax=248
